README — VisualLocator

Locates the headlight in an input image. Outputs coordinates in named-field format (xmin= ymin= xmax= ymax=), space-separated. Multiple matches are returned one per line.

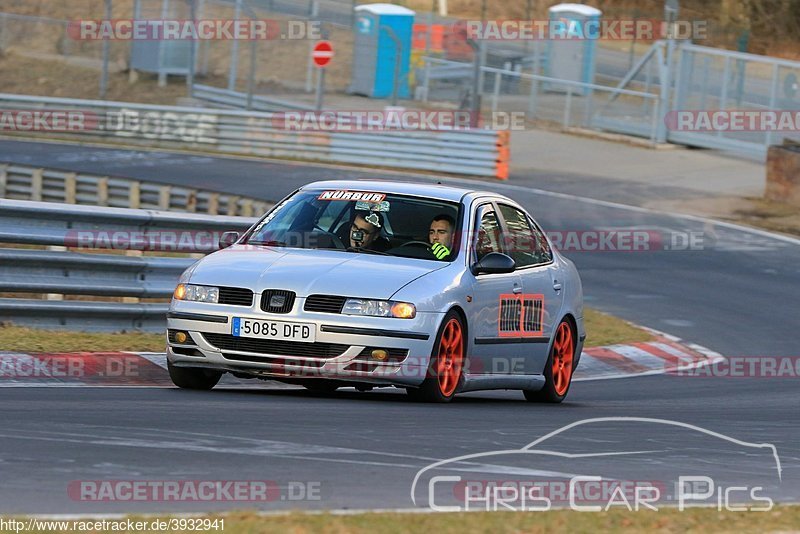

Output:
xmin=342 ymin=299 xmax=416 ymax=319
xmin=173 ymin=284 xmax=219 ymax=303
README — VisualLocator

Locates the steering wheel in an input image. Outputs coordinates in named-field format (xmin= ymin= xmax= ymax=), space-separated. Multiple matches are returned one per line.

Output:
xmin=396 ymin=241 xmax=433 ymax=249
xmin=312 ymin=225 xmax=346 ymax=250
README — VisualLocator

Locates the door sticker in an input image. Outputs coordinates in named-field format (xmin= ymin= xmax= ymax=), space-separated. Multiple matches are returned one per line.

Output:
xmin=498 ymin=293 xmax=544 ymax=337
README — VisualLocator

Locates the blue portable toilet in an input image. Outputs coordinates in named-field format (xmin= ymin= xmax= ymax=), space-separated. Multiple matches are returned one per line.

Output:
xmin=348 ymin=3 xmax=415 ymax=99
xmin=545 ymin=3 xmax=602 ymax=95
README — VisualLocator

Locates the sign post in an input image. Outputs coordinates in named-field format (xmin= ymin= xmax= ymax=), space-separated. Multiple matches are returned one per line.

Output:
xmin=313 ymin=40 xmax=334 ymax=111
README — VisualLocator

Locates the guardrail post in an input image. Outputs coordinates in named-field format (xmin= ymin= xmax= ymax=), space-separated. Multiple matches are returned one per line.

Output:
xmin=421 ymin=58 xmax=431 ymax=102
xmin=0 ymin=164 xmax=7 ymax=197
xmin=45 ymin=246 xmax=66 ymax=301
xmin=765 ymin=63 xmax=780 ymax=148
xmin=491 ymin=71 xmax=502 ymax=112
xmin=241 ymin=199 xmax=254 ymax=217
xmin=528 ymin=74 xmax=539 ymax=117
xmin=563 ymin=87 xmax=573 ymax=129
xmin=186 ymin=191 xmax=197 ymax=213
xmin=64 ymin=173 xmax=77 ymax=204
xmin=97 ymin=177 xmax=109 ymax=206
xmin=650 ymin=98 xmax=660 ymax=144
xmin=227 ymin=195 xmax=240 ymax=216
xmin=584 ymin=89 xmax=594 ymax=128
xmin=31 ymin=168 xmax=44 ymax=201
xmin=122 ymin=250 xmax=142 ymax=304
xmin=129 ymin=181 xmax=141 ymax=209
xmin=158 ymin=185 xmax=171 ymax=210
xmin=207 ymin=193 xmax=219 ymax=215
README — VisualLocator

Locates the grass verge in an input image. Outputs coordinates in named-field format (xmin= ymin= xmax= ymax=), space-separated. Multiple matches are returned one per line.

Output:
xmin=582 ymin=308 xmax=654 ymax=347
xmin=0 ymin=324 xmax=164 ymax=352
xmin=7 ymin=506 xmax=799 ymax=533
xmin=0 ymin=307 xmax=652 ymax=353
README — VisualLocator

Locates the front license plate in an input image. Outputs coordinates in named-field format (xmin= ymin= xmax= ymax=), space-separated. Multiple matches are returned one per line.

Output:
xmin=232 ymin=317 xmax=316 ymax=343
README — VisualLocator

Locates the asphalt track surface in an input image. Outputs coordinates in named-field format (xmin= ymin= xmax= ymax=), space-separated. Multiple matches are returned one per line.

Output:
xmin=0 ymin=139 xmax=798 ymax=514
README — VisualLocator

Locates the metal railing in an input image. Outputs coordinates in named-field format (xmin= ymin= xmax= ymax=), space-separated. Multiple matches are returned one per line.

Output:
xmin=0 ymin=93 xmax=508 ymax=178
xmin=418 ymin=58 xmax=662 ymax=143
xmin=0 ymin=199 xmax=257 ymax=332
xmin=0 ymin=162 xmax=272 ymax=216
xmin=481 ymin=65 xmax=661 ymax=142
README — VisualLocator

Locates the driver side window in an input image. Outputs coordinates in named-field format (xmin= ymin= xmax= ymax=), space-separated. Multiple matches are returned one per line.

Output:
xmin=475 ymin=208 xmax=502 ymax=262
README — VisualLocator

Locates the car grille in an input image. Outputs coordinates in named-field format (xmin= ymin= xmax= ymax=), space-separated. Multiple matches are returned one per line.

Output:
xmin=260 ymin=289 xmax=296 ymax=314
xmin=218 ymin=287 xmax=254 ymax=306
xmin=304 ymin=295 xmax=347 ymax=313
xmin=202 ymin=333 xmax=349 ymax=359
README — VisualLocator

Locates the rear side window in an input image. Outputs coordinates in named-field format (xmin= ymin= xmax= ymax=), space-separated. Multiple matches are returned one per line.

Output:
xmin=498 ymin=204 xmax=551 ymax=267
xmin=528 ymin=217 xmax=554 ymax=265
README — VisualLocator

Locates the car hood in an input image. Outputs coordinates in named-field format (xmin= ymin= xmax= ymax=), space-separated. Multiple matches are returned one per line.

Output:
xmin=188 ymin=245 xmax=447 ymax=300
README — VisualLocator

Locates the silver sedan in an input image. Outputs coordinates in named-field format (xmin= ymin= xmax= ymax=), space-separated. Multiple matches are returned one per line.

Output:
xmin=166 ymin=180 xmax=585 ymax=403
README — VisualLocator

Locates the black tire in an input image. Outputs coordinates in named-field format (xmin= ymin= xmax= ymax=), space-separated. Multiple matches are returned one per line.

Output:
xmin=406 ymin=310 xmax=465 ymax=403
xmin=168 ymin=360 xmax=222 ymax=390
xmin=524 ymin=319 xmax=576 ymax=403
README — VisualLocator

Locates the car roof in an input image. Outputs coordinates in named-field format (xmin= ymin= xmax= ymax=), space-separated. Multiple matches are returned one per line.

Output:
xmin=300 ymin=179 xmax=493 ymax=203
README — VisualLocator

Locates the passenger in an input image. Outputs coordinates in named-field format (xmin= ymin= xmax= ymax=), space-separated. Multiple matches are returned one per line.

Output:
xmin=348 ymin=211 xmax=390 ymax=251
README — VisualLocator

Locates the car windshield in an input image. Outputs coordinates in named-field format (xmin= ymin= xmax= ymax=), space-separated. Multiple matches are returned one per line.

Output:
xmin=245 ymin=189 xmax=461 ymax=261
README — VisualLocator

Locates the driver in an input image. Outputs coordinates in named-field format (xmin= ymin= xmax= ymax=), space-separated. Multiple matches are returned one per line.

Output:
xmin=348 ymin=211 xmax=390 ymax=251
xmin=429 ymin=214 xmax=455 ymax=259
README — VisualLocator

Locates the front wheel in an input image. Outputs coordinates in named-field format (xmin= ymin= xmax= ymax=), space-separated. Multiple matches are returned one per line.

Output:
xmin=407 ymin=311 xmax=465 ymax=403
xmin=168 ymin=360 xmax=222 ymax=390
xmin=524 ymin=319 xmax=575 ymax=403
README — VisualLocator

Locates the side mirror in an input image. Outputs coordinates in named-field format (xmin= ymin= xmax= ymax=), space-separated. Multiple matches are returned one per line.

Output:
xmin=471 ymin=252 xmax=516 ymax=275
xmin=218 ymin=231 xmax=240 ymax=249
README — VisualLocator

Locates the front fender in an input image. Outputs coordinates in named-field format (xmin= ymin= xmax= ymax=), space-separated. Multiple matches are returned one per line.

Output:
xmin=389 ymin=263 xmax=469 ymax=315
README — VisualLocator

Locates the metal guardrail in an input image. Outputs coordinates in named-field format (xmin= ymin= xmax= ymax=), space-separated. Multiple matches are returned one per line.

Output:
xmin=0 ymin=93 xmax=509 ymax=179
xmin=0 ymin=199 xmax=258 ymax=332
xmin=192 ymin=84 xmax=316 ymax=112
xmin=0 ymin=162 xmax=272 ymax=216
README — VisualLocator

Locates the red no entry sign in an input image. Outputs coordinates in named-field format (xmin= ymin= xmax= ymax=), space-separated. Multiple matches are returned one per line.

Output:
xmin=312 ymin=40 xmax=334 ymax=68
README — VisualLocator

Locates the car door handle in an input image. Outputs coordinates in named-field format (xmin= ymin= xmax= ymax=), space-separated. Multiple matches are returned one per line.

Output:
xmin=513 ymin=285 xmax=522 ymax=294
xmin=553 ymin=280 xmax=562 ymax=291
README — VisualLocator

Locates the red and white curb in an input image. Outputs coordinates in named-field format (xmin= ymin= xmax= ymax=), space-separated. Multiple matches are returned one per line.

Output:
xmin=574 ymin=328 xmax=724 ymax=382
xmin=0 ymin=331 xmax=722 ymax=387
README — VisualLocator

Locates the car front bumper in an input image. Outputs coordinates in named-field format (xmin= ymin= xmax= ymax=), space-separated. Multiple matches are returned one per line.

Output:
xmin=166 ymin=300 xmax=442 ymax=387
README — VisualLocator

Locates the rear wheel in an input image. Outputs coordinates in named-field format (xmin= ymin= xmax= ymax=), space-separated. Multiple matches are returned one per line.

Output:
xmin=168 ymin=360 xmax=222 ymax=390
xmin=524 ymin=319 xmax=575 ymax=403
xmin=407 ymin=311 xmax=465 ymax=403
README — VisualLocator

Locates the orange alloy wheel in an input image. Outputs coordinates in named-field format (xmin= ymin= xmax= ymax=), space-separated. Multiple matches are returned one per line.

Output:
xmin=552 ymin=321 xmax=575 ymax=396
xmin=437 ymin=318 xmax=464 ymax=397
